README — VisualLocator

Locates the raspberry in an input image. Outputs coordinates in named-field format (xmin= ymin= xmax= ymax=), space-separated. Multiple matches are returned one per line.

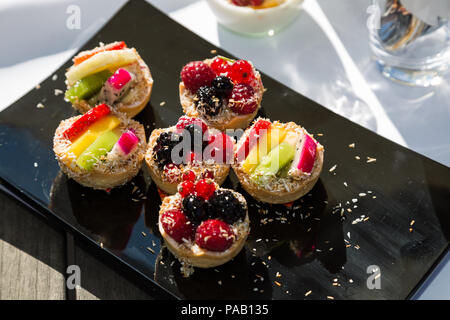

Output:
xmin=194 ymin=179 xmax=216 ymax=200
xmin=179 ymin=181 xmax=195 ymax=198
xmin=231 ymin=0 xmax=250 ymax=6
xmin=161 ymin=209 xmax=193 ymax=243
xmin=163 ymin=163 xmax=181 ymax=183
xmin=229 ymin=84 xmax=258 ymax=114
xmin=205 ymin=133 xmax=235 ymax=163
xmin=212 ymin=76 xmax=234 ymax=98
xmin=181 ymin=61 xmax=216 ymax=92
xmin=195 ymin=219 xmax=235 ymax=252
xmin=182 ymin=170 xmax=196 ymax=182
xmin=210 ymin=57 xmax=232 ymax=76
xmin=201 ymin=169 xmax=214 ymax=180
xmin=176 ymin=116 xmax=207 ymax=133
xmin=229 ymin=60 xmax=255 ymax=85
xmin=249 ymin=0 xmax=263 ymax=5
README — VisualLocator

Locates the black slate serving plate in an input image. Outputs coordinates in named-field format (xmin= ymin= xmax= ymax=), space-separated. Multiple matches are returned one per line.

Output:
xmin=0 ymin=0 xmax=449 ymax=300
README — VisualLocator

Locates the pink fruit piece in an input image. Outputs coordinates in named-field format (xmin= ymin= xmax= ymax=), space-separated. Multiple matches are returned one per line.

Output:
xmin=293 ymin=133 xmax=317 ymax=174
xmin=100 ymin=68 xmax=135 ymax=105
xmin=113 ymin=129 xmax=140 ymax=157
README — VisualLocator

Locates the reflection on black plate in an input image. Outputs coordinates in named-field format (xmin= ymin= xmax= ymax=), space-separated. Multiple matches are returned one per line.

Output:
xmin=0 ymin=0 xmax=448 ymax=299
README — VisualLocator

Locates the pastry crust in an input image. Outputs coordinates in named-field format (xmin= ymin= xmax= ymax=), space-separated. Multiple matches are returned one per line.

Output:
xmin=232 ymin=118 xmax=324 ymax=204
xmin=145 ymin=125 xmax=231 ymax=195
xmin=53 ymin=112 xmax=147 ymax=190
xmin=179 ymin=58 xmax=264 ymax=131
xmin=67 ymin=46 xmax=153 ymax=118
xmin=158 ymin=188 xmax=250 ymax=270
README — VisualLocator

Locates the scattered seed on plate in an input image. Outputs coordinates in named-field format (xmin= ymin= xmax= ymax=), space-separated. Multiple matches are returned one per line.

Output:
xmin=305 ymin=290 xmax=312 ymax=296
xmin=52 ymin=74 xmax=58 ymax=81
xmin=159 ymin=101 xmax=166 ymax=106
xmin=274 ymin=281 xmax=281 ymax=287
xmin=329 ymin=164 xmax=337 ymax=172
xmin=327 ymin=296 xmax=335 ymax=300
xmin=410 ymin=220 xmax=415 ymax=226
xmin=146 ymin=247 xmax=155 ymax=254
xmin=348 ymin=143 xmax=355 ymax=148
xmin=141 ymin=231 xmax=147 ymax=237
xmin=359 ymin=193 xmax=366 ymax=197
xmin=355 ymin=156 xmax=360 ymax=160
xmin=343 ymin=182 xmax=348 ymax=187
xmin=54 ymin=89 xmax=63 ymax=96
xmin=367 ymin=157 xmax=377 ymax=163
xmin=210 ymin=49 xmax=217 ymax=54
xmin=35 ymin=84 xmax=41 ymax=90
xmin=36 ymin=103 xmax=45 ymax=109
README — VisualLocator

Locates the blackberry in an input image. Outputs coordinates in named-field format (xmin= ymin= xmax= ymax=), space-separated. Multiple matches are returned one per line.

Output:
xmin=195 ymin=86 xmax=222 ymax=117
xmin=182 ymin=123 xmax=204 ymax=151
xmin=212 ymin=76 xmax=233 ymax=98
xmin=153 ymin=131 xmax=182 ymax=169
xmin=207 ymin=190 xmax=246 ymax=224
xmin=182 ymin=195 xmax=208 ymax=226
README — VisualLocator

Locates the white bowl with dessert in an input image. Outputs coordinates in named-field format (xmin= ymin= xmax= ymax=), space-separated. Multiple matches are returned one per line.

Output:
xmin=206 ymin=0 xmax=304 ymax=36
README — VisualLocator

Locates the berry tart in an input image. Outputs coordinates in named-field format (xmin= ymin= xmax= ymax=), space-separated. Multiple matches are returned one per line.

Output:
xmin=232 ymin=118 xmax=324 ymax=203
xmin=159 ymin=178 xmax=250 ymax=274
xmin=179 ymin=56 xmax=264 ymax=131
xmin=145 ymin=116 xmax=234 ymax=194
xmin=53 ymin=104 xmax=146 ymax=190
xmin=65 ymin=41 xmax=153 ymax=118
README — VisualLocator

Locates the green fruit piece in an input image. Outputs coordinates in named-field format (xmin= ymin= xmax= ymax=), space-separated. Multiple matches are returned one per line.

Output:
xmin=65 ymin=70 xmax=112 ymax=103
xmin=251 ymin=142 xmax=296 ymax=183
xmin=76 ymin=130 xmax=119 ymax=170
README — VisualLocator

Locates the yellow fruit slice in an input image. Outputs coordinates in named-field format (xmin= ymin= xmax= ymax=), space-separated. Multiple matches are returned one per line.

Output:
xmin=68 ymin=115 xmax=121 ymax=157
xmin=242 ymin=124 xmax=287 ymax=174
xmin=66 ymin=49 xmax=138 ymax=86
xmin=252 ymin=0 xmax=285 ymax=9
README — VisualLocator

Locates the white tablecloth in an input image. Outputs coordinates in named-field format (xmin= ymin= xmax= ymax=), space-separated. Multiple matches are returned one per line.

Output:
xmin=0 ymin=0 xmax=448 ymax=299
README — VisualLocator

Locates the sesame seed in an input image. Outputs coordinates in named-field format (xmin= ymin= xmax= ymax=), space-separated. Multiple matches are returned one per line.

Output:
xmin=305 ymin=290 xmax=312 ymax=296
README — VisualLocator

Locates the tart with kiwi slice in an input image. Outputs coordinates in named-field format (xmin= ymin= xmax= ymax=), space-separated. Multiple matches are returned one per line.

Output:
xmin=65 ymin=41 xmax=153 ymax=118
xmin=145 ymin=116 xmax=234 ymax=195
xmin=179 ymin=55 xmax=264 ymax=131
xmin=232 ymin=118 xmax=324 ymax=204
xmin=53 ymin=104 xmax=146 ymax=190
xmin=159 ymin=177 xmax=250 ymax=275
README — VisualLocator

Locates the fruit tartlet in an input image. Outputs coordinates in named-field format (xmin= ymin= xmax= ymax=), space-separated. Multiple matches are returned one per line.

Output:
xmin=232 ymin=118 xmax=324 ymax=204
xmin=159 ymin=178 xmax=250 ymax=274
xmin=179 ymin=56 xmax=264 ymax=131
xmin=65 ymin=41 xmax=153 ymax=118
xmin=145 ymin=116 xmax=234 ymax=195
xmin=53 ymin=104 xmax=146 ymax=190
